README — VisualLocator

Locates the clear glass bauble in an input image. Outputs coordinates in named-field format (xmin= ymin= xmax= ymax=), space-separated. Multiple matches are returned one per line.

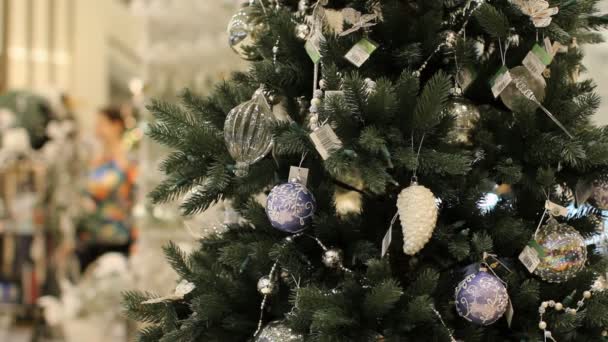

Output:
xmin=224 ymin=89 xmax=275 ymax=176
xmin=500 ymin=66 xmax=546 ymax=111
xmin=443 ymin=96 xmax=480 ymax=145
xmin=533 ymin=218 xmax=587 ymax=283
xmin=227 ymin=5 xmax=256 ymax=59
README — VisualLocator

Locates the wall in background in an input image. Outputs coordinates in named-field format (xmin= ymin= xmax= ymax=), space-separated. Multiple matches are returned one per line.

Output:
xmin=0 ymin=0 xmax=144 ymax=130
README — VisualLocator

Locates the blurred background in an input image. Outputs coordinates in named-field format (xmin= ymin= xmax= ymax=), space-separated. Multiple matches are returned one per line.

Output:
xmin=0 ymin=1 xmax=606 ymax=341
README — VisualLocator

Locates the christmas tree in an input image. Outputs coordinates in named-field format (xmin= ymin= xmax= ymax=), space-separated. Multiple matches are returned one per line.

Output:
xmin=123 ymin=0 xmax=608 ymax=341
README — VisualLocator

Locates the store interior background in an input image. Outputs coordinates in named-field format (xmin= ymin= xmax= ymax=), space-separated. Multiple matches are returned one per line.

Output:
xmin=0 ymin=0 xmax=607 ymax=341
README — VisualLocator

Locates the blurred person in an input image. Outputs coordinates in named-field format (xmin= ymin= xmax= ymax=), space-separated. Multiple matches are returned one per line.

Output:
xmin=77 ymin=107 xmax=137 ymax=271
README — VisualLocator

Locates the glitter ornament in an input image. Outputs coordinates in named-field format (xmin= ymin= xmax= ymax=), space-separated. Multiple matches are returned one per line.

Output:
xmin=266 ymin=180 xmax=316 ymax=233
xmin=455 ymin=268 xmax=509 ymax=325
xmin=443 ymin=96 xmax=480 ymax=145
xmin=322 ymin=248 xmax=343 ymax=268
xmin=397 ymin=182 xmax=438 ymax=255
xmin=255 ymin=320 xmax=304 ymax=342
xmin=533 ymin=217 xmax=587 ymax=283
xmin=257 ymin=276 xmax=277 ymax=295
xmin=500 ymin=66 xmax=546 ymax=111
xmin=224 ymin=88 xmax=275 ymax=176
xmin=227 ymin=5 xmax=257 ymax=59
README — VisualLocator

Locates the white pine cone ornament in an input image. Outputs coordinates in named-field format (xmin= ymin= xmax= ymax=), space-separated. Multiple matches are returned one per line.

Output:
xmin=397 ymin=182 xmax=438 ymax=255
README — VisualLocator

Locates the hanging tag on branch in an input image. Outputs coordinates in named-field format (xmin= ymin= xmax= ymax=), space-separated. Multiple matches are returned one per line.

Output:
xmin=519 ymin=242 xmax=542 ymax=273
xmin=544 ymin=37 xmax=554 ymax=56
xmin=324 ymin=90 xmax=345 ymax=100
xmin=545 ymin=200 xmax=568 ymax=217
xmin=309 ymin=124 xmax=343 ymax=160
xmin=381 ymin=213 xmax=398 ymax=258
xmin=344 ymin=38 xmax=378 ymax=67
xmin=305 ymin=31 xmax=325 ymax=64
xmin=288 ymin=166 xmax=309 ymax=186
xmin=523 ymin=44 xmax=553 ymax=76
xmin=505 ymin=299 xmax=514 ymax=327
xmin=490 ymin=66 xmax=513 ymax=98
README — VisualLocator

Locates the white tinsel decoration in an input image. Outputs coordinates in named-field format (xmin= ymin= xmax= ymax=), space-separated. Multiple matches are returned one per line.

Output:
xmin=397 ymin=182 xmax=438 ymax=255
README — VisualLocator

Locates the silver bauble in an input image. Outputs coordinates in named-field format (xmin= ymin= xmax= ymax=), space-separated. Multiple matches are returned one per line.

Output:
xmin=397 ymin=182 xmax=438 ymax=255
xmin=227 ymin=6 xmax=256 ymax=59
xmin=224 ymin=89 xmax=275 ymax=176
xmin=322 ymin=248 xmax=343 ymax=268
xmin=500 ymin=66 xmax=546 ymax=111
xmin=441 ymin=30 xmax=458 ymax=48
xmin=257 ymin=276 xmax=277 ymax=295
xmin=255 ymin=320 xmax=304 ymax=342
xmin=533 ymin=218 xmax=587 ymax=283
xmin=295 ymin=23 xmax=311 ymax=40
xmin=443 ymin=96 xmax=480 ymax=145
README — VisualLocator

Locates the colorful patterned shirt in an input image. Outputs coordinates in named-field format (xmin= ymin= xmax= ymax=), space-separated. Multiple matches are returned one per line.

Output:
xmin=83 ymin=157 xmax=137 ymax=245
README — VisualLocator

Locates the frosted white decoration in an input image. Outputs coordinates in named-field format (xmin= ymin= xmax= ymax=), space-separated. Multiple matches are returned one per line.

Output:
xmin=397 ymin=182 xmax=438 ymax=255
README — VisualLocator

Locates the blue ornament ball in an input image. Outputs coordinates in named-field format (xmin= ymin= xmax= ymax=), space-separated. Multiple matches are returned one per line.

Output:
xmin=454 ymin=269 xmax=509 ymax=326
xmin=266 ymin=180 xmax=316 ymax=233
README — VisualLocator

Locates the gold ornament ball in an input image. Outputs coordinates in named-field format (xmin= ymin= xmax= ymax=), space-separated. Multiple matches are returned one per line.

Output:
xmin=443 ymin=96 xmax=480 ymax=145
xmin=500 ymin=66 xmax=546 ymax=111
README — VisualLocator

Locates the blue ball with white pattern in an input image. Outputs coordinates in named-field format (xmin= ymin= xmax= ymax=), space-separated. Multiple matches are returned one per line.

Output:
xmin=455 ymin=269 xmax=509 ymax=326
xmin=266 ymin=180 xmax=316 ymax=233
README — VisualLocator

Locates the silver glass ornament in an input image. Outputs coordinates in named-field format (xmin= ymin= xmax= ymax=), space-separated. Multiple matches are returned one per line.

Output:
xmin=257 ymin=276 xmax=277 ymax=295
xmin=254 ymin=320 xmax=304 ymax=342
xmin=533 ymin=217 xmax=587 ymax=283
xmin=443 ymin=96 xmax=480 ymax=145
xmin=322 ymin=248 xmax=343 ymax=268
xmin=500 ymin=66 xmax=546 ymax=111
xmin=224 ymin=88 xmax=275 ymax=176
xmin=227 ymin=6 xmax=256 ymax=59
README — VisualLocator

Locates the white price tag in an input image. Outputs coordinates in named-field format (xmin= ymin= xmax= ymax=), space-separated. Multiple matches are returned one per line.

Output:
xmin=545 ymin=200 xmax=568 ymax=217
xmin=344 ymin=38 xmax=378 ymax=68
xmin=324 ymin=91 xmax=345 ymax=100
xmin=288 ymin=166 xmax=309 ymax=186
xmin=505 ymin=298 xmax=514 ymax=327
xmin=381 ymin=226 xmax=392 ymax=258
xmin=309 ymin=124 xmax=343 ymax=160
xmin=519 ymin=246 xmax=540 ymax=273
xmin=305 ymin=32 xmax=325 ymax=64
xmin=523 ymin=51 xmax=547 ymax=75
xmin=491 ymin=67 xmax=512 ymax=98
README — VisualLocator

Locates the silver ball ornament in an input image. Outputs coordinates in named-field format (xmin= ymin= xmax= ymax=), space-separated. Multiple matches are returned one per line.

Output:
xmin=257 ymin=276 xmax=277 ymax=295
xmin=254 ymin=320 xmax=304 ymax=342
xmin=319 ymin=79 xmax=328 ymax=90
xmin=500 ymin=66 xmax=546 ymax=111
xmin=441 ymin=30 xmax=458 ymax=48
xmin=295 ymin=24 xmax=311 ymax=40
xmin=322 ymin=248 xmax=343 ymax=268
xmin=443 ymin=96 xmax=480 ymax=145
xmin=227 ymin=6 xmax=257 ymax=60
